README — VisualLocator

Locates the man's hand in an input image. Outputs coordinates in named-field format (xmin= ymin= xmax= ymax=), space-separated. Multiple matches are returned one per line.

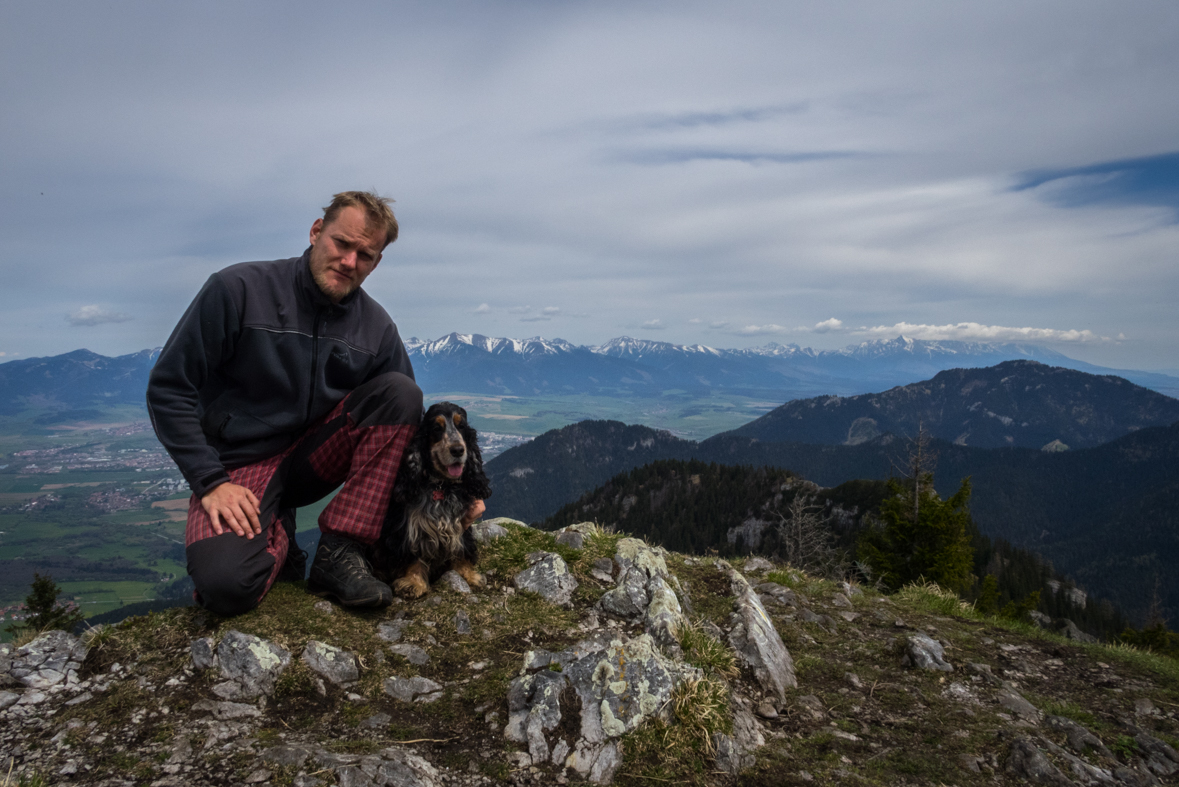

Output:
xmin=201 ymin=483 xmax=262 ymax=539
xmin=462 ymin=499 xmax=486 ymax=528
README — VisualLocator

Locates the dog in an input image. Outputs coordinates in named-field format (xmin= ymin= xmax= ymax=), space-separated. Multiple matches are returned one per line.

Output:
xmin=375 ymin=401 xmax=492 ymax=598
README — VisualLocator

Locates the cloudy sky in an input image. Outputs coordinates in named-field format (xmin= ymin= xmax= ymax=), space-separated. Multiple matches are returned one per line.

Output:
xmin=2 ymin=1 xmax=1177 ymax=371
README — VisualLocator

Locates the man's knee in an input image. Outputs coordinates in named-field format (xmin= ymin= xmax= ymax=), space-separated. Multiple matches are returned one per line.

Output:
xmin=187 ymin=535 xmax=275 ymax=617
xmin=349 ymin=372 xmax=423 ymax=427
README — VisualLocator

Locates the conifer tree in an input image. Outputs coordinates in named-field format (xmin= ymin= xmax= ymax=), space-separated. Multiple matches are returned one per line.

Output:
xmin=5 ymin=573 xmax=84 ymax=636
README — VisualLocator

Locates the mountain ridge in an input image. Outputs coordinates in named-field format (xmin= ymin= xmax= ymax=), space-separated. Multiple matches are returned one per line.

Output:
xmin=5 ymin=336 xmax=1176 ymax=414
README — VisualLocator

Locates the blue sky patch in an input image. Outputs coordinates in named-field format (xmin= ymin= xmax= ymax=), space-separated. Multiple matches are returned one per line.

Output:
xmin=1015 ymin=151 xmax=1179 ymax=215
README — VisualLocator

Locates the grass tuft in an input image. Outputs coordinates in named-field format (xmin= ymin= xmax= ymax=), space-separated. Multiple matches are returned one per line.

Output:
xmin=676 ymin=619 xmax=738 ymax=680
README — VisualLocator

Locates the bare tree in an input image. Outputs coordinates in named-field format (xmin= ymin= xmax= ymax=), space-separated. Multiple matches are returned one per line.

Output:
xmin=889 ymin=421 xmax=938 ymax=521
xmin=773 ymin=493 xmax=845 ymax=578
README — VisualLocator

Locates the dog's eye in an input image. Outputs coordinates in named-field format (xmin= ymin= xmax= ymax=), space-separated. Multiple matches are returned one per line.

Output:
xmin=452 ymin=414 xmax=463 ymax=427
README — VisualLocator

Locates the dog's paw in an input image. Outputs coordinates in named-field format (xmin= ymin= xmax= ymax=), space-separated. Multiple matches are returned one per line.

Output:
xmin=393 ymin=575 xmax=429 ymax=599
xmin=455 ymin=561 xmax=485 ymax=589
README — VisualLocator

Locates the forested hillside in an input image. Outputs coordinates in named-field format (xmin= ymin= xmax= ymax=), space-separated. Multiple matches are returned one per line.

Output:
xmin=542 ymin=459 xmax=1127 ymax=639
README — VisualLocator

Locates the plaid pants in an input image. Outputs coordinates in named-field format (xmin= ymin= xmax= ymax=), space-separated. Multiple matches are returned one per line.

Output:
xmin=185 ymin=372 xmax=422 ymax=616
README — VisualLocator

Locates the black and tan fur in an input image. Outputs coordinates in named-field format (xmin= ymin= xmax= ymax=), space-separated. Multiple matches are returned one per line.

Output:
xmin=374 ymin=402 xmax=491 ymax=598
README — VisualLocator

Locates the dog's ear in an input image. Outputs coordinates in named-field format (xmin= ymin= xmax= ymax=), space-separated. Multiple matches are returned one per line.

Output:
xmin=394 ymin=444 xmax=425 ymax=503
xmin=461 ymin=424 xmax=493 ymax=501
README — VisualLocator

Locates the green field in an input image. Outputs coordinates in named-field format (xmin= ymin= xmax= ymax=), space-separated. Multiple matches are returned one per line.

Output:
xmin=431 ymin=389 xmax=778 ymax=440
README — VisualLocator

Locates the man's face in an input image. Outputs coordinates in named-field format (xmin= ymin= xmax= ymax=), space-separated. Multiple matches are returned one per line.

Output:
xmin=308 ymin=205 xmax=386 ymax=302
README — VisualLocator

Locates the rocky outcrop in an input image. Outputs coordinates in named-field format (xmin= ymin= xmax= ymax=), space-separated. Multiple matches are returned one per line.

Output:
xmin=1 ymin=525 xmax=1177 ymax=787
xmin=213 ymin=630 xmax=291 ymax=699
xmin=506 ymin=630 xmax=698 ymax=783
xmin=514 ymin=551 xmax=578 ymax=608
xmin=725 ymin=565 xmax=796 ymax=701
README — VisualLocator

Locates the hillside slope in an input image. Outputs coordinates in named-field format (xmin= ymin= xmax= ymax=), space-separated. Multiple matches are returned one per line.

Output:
xmin=487 ymin=419 xmax=1179 ymax=623
xmin=727 ymin=360 xmax=1179 ymax=449
xmin=2 ymin=521 xmax=1177 ymax=786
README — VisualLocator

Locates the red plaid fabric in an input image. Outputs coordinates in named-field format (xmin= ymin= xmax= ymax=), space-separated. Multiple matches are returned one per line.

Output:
xmin=314 ymin=422 xmax=415 ymax=544
xmin=185 ymin=393 xmax=414 ymax=571
xmin=184 ymin=451 xmax=291 ymax=546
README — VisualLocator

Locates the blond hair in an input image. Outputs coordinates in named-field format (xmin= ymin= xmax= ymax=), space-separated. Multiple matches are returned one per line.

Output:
xmin=323 ymin=191 xmax=399 ymax=248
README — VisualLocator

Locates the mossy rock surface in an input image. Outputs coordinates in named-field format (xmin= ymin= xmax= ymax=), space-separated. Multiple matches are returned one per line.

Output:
xmin=1 ymin=524 xmax=1178 ymax=786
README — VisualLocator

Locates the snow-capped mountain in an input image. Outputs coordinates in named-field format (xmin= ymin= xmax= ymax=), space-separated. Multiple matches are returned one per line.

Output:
xmin=4 ymin=336 xmax=1174 ymax=414
xmin=404 ymin=333 xmax=1179 ymax=399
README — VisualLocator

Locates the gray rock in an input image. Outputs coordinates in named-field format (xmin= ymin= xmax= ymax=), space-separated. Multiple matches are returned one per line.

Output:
xmin=377 ymin=620 xmax=407 ymax=642
xmin=644 ymin=574 xmax=685 ymax=651
xmin=471 ymin=519 xmax=514 ymax=543
xmin=17 ymin=690 xmax=48 ymax=705
xmin=11 ymin=631 xmax=87 ymax=691
xmin=727 ymin=569 xmax=796 ymax=701
xmin=514 ymin=552 xmax=578 ymax=608
xmin=831 ymin=593 xmax=853 ymax=609
xmin=590 ymin=559 xmax=615 ymax=583
xmin=756 ymin=583 xmax=798 ymax=607
xmin=439 ymin=570 xmax=471 ymax=594
xmin=301 ymin=641 xmax=360 ymax=685
xmin=598 ymin=566 xmax=650 ymax=618
xmin=383 ymin=676 xmax=443 ymax=703
xmin=1036 ymin=735 xmax=1117 ymax=784
xmin=588 ymin=740 xmax=622 ymax=784
xmin=191 ymin=699 xmax=262 ymax=719
xmin=901 ymin=634 xmax=953 ymax=672
xmin=216 ymin=630 xmax=291 ymax=698
xmin=522 ymin=649 xmax=554 ymax=671
xmin=361 ymin=712 xmax=392 ymax=730
xmin=0 ymin=691 xmax=19 ymax=711
xmin=1006 ymin=737 xmax=1075 ymax=786
xmin=997 ymin=687 xmax=1042 ymax=723
xmin=505 ymin=670 xmax=565 ymax=762
xmin=388 ymin=644 xmax=430 ymax=665
xmin=714 ymin=693 xmax=767 ymax=774
xmin=1135 ymin=732 xmax=1179 ymax=777
xmin=743 ymin=557 xmax=774 ymax=573
xmin=313 ymin=600 xmax=334 ymax=614
xmin=1135 ymin=698 xmax=1158 ymax=716
xmin=455 ymin=609 xmax=472 ymax=636
xmin=1045 ymin=715 xmax=1114 ymax=759
xmin=191 ymin=637 xmax=217 ymax=670
xmin=1028 ymin=610 xmax=1053 ymax=628
xmin=1058 ymin=619 xmax=1099 ymax=644
xmin=555 ymin=530 xmax=586 ymax=550
xmin=508 ymin=630 xmax=699 ymax=781
xmin=800 ymin=607 xmax=833 ymax=631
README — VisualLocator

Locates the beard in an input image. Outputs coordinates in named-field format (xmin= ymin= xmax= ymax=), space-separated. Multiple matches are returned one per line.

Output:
xmin=311 ymin=265 xmax=358 ymax=301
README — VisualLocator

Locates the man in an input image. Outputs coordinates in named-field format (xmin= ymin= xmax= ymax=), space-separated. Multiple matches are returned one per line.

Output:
xmin=148 ymin=191 xmax=479 ymax=616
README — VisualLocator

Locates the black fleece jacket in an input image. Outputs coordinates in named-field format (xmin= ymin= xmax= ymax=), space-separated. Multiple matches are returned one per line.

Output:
xmin=147 ymin=250 xmax=414 ymax=498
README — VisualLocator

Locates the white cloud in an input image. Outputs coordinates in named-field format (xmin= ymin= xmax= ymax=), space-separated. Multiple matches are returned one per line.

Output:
xmin=812 ymin=318 xmax=843 ymax=333
xmin=855 ymin=322 xmax=1108 ymax=343
xmin=708 ymin=321 xmax=730 ymax=329
xmin=542 ymin=306 xmax=561 ymax=315
xmin=474 ymin=303 xmax=491 ymax=314
xmin=67 ymin=306 xmax=132 ymax=327
xmin=737 ymin=324 xmax=790 ymax=336
xmin=641 ymin=319 xmax=665 ymax=329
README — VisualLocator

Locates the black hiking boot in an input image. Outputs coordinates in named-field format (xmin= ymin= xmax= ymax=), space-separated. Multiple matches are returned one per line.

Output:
xmin=307 ymin=532 xmax=392 ymax=608
xmin=276 ymin=510 xmax=307 ymax=583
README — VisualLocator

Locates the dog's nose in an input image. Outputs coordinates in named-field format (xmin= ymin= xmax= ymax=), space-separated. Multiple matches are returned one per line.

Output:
xmin=449 ymin=446 xmax=465 ymax=458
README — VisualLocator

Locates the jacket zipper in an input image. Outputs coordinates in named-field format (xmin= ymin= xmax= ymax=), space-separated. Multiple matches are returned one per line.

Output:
xmin=306 ymin=308 xmax=323 ymax=426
